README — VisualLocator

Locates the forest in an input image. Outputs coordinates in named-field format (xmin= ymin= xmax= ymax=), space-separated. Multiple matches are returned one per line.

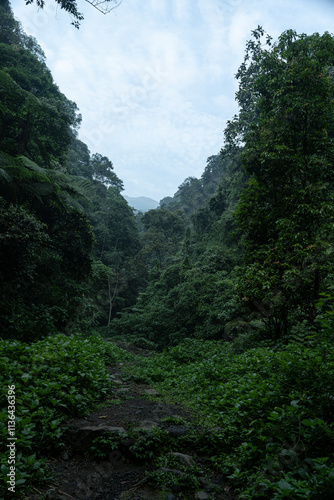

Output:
xmin=1 ymin=0 xmax=334 ymax=498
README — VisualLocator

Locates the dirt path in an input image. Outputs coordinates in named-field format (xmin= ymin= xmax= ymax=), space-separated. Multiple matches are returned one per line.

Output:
xmin=25 ymin=343 xmax=234 ymax=500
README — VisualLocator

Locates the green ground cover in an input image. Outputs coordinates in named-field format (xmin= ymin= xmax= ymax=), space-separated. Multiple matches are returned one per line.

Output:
xmin=0 ymin=334 xmax=134 ymax=497
xmin=126 ymin=338 xmax=334 ymax=498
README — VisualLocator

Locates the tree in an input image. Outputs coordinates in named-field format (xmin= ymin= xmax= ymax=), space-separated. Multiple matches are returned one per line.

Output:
xmin=87 ymin=186 xmax=142 ymax=325
xmin=140 ymin=208 xmax=186 ymax=269
xmin=0 ymin=152 xmax=95 ymax=340
xmin=0 ymin=1 xmax=139 ymax=339
xmin=0 ymin=0 xmax=23 ymax=45
xmin=90 ymin=153 xmax=123 ymax=190
xmin=0 ymin=46 xmax=81 ymax=167
xmin=233 ymin=28 xmax=334 ymax=337
xmin=24 ymin=0 xmax=123 ymax=28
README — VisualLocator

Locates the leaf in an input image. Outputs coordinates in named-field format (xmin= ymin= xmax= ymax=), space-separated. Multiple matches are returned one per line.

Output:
xmin=15 ymin=479 xmax=26 ymax=485
xmin=17 ymin=155 xmax=46 ymax=173
xmin=0 ymin=168 xmax=12 ymax=183
xmin=277 ymin=479 xmax=293 ymax=490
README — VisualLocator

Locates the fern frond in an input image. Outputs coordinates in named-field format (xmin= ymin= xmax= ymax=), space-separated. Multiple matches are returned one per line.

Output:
xmin=0 ymin=168 xmax=12 ymax=184
xmin=17 ymin=155 xmax=47 ymax=174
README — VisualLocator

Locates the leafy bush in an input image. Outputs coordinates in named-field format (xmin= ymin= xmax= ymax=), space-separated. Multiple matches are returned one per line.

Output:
xmin=89 ymin=427 xmax=169 ymax=463
xmin=0 ymin=333 xmax=133 ymax=496
xmin=126 ymin=338 xmax=334 ymax=498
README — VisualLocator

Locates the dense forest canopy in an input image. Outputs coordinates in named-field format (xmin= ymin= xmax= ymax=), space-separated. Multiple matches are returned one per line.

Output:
xmin=1 ymin=3 xmax=334 ymax=497
xmin=0 ymin=0 xmax=141 ymax=339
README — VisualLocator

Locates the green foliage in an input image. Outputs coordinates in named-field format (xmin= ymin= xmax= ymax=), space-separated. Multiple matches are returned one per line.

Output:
xmin=0 ymin=191 xmax=95 ymax=340
xmin=0 ymin=14 xmax=140 ymax=338
xmin=0 ymin=333 xmax=131 ymax=495
xmin=232 ymin=28 xmax=334 ymax=337
xmin=146 ymin=466 xmax=201 ymax=494
xmin=108 ymin=147 xmax=246 ymax=348
xmin=126 ymin=338 xmax=334 ymax=498
xmin=129 ymin=427 xmax=169 ymax=462
xmin=86 ymin=185 xmax=142 ymax=325
xmin=0 ymin=48 xmax=80 ymax=166
xmin=316 ymin=291 xmax=334 ymax=338
xmin=2 ymin=16 xmax=334 ymax=500
xmin=109 ymin=244 xmax=244 ymax=348
xmin=88 ymin=426 xmax=169 ymax=464
xmin=90 ymin=153 xmax=124 ymax=190
xmin=160 ymin=154 xmax=228 ymax=217
xmin=139 ymin=207 xmax=186 ymax=269
xmin=89 ymin=431 xmax=126 ymax=460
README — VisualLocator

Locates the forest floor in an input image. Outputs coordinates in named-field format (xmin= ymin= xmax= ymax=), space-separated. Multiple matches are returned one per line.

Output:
xmin=25 ymin=342 xmax=235 ymax=500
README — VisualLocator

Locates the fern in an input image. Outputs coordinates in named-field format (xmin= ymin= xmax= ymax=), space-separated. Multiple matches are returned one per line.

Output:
xmin=287 ymin=320 xmax=316 ymax=346
xmin=0 ymin=150 xmax=95 ymax=209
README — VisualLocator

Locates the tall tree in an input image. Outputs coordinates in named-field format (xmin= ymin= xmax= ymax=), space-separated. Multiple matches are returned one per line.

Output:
xmin=233 ymin=28 xmax=334 ymax=336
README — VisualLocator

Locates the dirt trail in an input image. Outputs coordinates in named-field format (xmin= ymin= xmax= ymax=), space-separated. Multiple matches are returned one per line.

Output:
xmin=25 ymin=343 xmax=234 ymax=500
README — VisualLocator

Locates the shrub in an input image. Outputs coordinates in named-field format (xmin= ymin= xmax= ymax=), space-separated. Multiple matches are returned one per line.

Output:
xmin=0 ymin=333 xmax=133 ymax=496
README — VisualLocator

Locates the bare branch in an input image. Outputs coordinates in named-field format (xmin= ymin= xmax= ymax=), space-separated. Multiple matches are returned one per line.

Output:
xmin=84 ymin=0 xmax=123 ymax=15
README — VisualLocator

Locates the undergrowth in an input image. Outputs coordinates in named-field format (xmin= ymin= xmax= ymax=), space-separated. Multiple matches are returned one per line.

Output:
xmin=125 ymin=337 xmax=334 ymax=498
xmin=0 ymin=333 xmax=134 ymax=497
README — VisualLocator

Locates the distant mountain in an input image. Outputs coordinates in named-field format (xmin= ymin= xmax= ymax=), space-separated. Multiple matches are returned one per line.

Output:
xmin=124 ymin=195 xmax=159 ymax=212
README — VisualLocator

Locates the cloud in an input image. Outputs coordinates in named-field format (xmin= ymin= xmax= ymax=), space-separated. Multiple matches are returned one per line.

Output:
xmin=10 ymin=0 xmax=334 ymax=199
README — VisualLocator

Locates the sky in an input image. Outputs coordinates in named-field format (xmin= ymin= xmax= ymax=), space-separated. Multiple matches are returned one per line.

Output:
xmin=10 ymin=0 xmax=334 ymax=201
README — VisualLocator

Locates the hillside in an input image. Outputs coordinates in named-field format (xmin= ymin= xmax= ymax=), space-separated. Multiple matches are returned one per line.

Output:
xmin=124 ymin=195 xmax=159 ymax=212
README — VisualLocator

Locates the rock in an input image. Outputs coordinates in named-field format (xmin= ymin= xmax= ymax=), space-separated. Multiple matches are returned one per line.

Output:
xmin=159 ymin=467 xmax=187 ymax=476
xmin=70 ymin=478 xmax=91 ymax=500
xmin=165 ymin=495 xmax=176 ymax=500
xmin=144 ymin=388 xmax=160 ymax=396
xmin=80 ymin=425 xmax=126 ymax=432
xmin=135 ymin=420 xmax=159 ymax=431
xmin=111 ymin=378 xmax=123 ymax=384
xmin=61 ymin=451 xmax=69 ymax=461
xmin=169 ymin=451 xmax=195 ymax=467
xmin=65 ymin=424 xmax=126 ymax=452
xmin=208 ymin=426 xmax=223 ymax=433
xmin=199 ymin=476 xmax=219 ymax=492
xmin=165 ymin=425 xmax=191 ymax=437
xmin=199 ymin=477 xmax=220 ymax=492
xmin=195 ymin=492 xmax=209 ymax=500
xmin=86 ymin=471 xmax=102 ymax=488
xmin=109 ymin=449 xmax=124 ymax=465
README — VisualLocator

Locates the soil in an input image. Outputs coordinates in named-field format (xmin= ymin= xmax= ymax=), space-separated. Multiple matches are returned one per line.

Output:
xmin=24 ymin=342 xmax=235 ymax=500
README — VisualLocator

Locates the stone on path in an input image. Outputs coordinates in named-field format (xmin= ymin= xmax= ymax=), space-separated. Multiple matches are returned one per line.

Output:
xmin=165 ymin=425 xmax=191 ymax=437
xmin=135 ymin=420 xmax=160 ymax=431
xmin=144 ymin=388 xmax=161 ymax=396
xmin=169 ymin=451 xmax=195 ymax=467
xmin=159 ymin=467 xmax=187 ymax=476
xmin=195 ymin=492 xmax=209 ymax=500
xmin=65 ymin=424 xmax=126 ymax=452
xmin=111 ymin=378 xmax=123 ymax=384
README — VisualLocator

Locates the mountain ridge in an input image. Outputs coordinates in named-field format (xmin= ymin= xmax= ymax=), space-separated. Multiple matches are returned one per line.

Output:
xmin=124 ymin=195 xmax=159 ymax=212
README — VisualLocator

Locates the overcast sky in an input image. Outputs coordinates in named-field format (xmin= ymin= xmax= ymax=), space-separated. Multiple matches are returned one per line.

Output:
xmin=10 ymin=0 xmax=334 ymax=201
